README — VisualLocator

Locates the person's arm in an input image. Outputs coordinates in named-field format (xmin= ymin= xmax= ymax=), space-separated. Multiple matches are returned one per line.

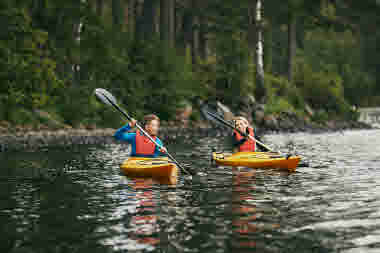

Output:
xmin=154 ymin=138 xmax=167 ymax=157
xmin=114 ymin=123 xmax=135 ymax=143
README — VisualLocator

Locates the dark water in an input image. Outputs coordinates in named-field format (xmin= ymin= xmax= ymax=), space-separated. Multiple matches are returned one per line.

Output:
xmin=1 ymin=130 xmax=380 ymax=253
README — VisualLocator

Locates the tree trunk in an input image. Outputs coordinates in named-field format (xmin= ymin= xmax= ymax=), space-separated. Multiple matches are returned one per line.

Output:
xmin=127 ymin=0 xmax=136 ymax=39
xmin=160 ymin=0 xmax=169 ymax=42
xmin=90 ymin=0 xmax=97 ymax=13
xmin=182 ymin=7 xmax=193 ymax=57
xmin=288 ymin=12 xmax=297 ymax=82
xmin=112 ymin=0 xmax=123 ymax=30
xmin=191 ymin=17 xmax=199 ymax=64
xmin=96 ymin=0 xmax=105 ymax=18
xmin=248 ymin=3 xmax=255 ymax=57
xmin=254 ymin=0 xmax=266 ymax=102
xmin=191 ymin=1 xmax=199 ymax=64
xmin=137 ymin=0 xmax=159 ymax=40
xmin=124 ymin=1 xmax=129 ymax=27
xmin=32 ymin=0 xmax=46 ymax=24
xmin=169 ymin=0 xmax=175 ymax=47
xmin=160 ymin=0 xmax=175 ymax=48
xmin=176 ymin=5 xmax=183 ymax=39
xmin=154 ymin=2 xmax=160 ymax=34
xmin=264 ymin=21 xmax=273 ymax=73
xmin=199 ymin=9 xmax=207 ymax=60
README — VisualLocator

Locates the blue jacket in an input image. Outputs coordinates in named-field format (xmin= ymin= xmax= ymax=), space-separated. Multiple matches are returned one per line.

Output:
xmin=114 ymin=124 xmax=165 ymax=158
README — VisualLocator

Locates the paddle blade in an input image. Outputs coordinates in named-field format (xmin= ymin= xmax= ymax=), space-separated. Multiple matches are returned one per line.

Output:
xmin=94 ymin=88 xmax=118 ymax=107
xmin=200 ymin=104 xmax=233 ymax=129
xmin=200 ymin=104 xmax=223 ymax=122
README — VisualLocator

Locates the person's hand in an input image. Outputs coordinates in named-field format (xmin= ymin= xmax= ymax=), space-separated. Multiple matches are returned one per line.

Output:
xmin=129 ymin=119 xmax=137 ymax=128
xmin=159 ymin=147 xmax=167 ymax=154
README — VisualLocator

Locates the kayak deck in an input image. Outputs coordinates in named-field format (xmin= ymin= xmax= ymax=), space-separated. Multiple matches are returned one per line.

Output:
xmin=212 ymin=152 xmax=301 ymax=172
xmin=120 ymin=157 xmax=178 ymax=184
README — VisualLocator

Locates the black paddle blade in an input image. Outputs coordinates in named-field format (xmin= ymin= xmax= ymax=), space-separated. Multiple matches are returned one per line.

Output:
xmin=200 ymin=104 xmax=231 ymax=129
xmin=200 ymin=104 xmax=214 ymax=121
xmin=94 ymin=88 xmax=118 ymax=107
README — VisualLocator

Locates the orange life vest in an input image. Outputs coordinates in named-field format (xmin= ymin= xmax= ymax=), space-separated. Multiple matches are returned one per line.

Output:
xmin=234 ymin=127 xmax=256 ymax=152
xmin=135 ymin=130 xmax=156 ymax=155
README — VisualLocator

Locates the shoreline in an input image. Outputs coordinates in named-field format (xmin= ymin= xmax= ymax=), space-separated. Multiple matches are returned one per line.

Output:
xmin=0 ymin=119 xmax=373 ymax=153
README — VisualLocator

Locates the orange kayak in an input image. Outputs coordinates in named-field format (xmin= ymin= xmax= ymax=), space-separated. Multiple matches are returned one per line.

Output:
xmin=120 ymin=157 xmax=178 ymax=184
xmin=212 ymin=152 xmax=301 ymax=172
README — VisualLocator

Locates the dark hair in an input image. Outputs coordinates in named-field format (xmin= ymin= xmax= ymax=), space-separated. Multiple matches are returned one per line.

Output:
xmin=142 ymin=114 xmax=160 ymax=127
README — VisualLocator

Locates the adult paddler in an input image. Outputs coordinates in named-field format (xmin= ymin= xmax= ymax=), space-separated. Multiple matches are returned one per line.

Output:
xmin=114 ymin=114 xmax=167 ymax=158
xmin=232 ymin=116 xmax=256 ymax=153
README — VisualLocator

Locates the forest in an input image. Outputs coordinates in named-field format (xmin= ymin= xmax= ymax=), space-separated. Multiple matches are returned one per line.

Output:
xmin=0 ymin=0 xmax=379 ymax=129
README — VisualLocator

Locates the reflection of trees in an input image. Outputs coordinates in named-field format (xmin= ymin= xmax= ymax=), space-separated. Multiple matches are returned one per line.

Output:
xmin=0 ymin=147 xmax=114 ymax=252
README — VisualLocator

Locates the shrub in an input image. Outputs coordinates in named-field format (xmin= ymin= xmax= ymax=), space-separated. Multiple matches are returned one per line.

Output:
xmin=295 ymin=61 xmax=351 ymax=115
xmin=264 ymin=74 xmax=305 ymax=113
xmin=0 ymin=7 xmax=63 ymax=109
xmin=8 ymin=108 xmax=36 ymax=125
xmin=265 ymin=97 xmax=295 ymax=115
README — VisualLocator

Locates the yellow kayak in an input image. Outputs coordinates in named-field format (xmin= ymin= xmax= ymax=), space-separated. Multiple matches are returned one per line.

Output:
xmin=120 ymin=157 xmax=178 ymax=184
xmin=212 ymin=152 xmax=301 ymax=172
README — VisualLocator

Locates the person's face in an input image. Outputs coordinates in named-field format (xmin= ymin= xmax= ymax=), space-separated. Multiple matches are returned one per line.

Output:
xmin=145 ymin=119 xmax=160 ymax=136
xmin=235 ymin=119 xmax=247 ymax=132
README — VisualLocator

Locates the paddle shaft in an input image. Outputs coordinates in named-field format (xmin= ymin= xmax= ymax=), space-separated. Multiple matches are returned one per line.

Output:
xmin=205 ymin=111 xmax=276 ymax=153
xmin=102 ymin=94 xmax=189 ymax=174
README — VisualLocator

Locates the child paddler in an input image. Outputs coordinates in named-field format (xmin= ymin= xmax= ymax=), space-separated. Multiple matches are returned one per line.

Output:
xmin=232 ymin=116 xmax=256 ymax=153
xmin=114 ymin=114 xmax=167 ymax=158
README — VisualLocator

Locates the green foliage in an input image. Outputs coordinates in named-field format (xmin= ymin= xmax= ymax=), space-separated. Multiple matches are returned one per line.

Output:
xmin=265 ymin=74 xmax=305 ymax=109
xmin=312 ymin=109 xmax=329 ymax=123
xmin=295 ymin=60 xmax=351 ymax=114
xmin=216 ymin=35 xmax=254 ymax=107
xmin=302 ymin=28 xmax=376 ymax=107
xmin=194 ymin=34 xmax=255 ymax=110
xmin=265 ymin=98 xmax=295 ymax=115
xmin=0 ymin=7 xmax=63 ymax=111
xmin=123 ymin=41 xmax=194 ymax=120
xmin=0 ymin=0 xmax=379 ymax=130
xmin=8 ymin=108 xmax=36 ymax=125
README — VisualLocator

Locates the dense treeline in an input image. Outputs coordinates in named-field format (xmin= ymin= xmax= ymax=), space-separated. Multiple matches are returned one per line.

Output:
xmin=0 ymin=0 xmax=379 ymax=129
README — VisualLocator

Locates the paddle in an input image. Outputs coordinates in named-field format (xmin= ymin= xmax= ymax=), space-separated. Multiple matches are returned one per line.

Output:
xmin=202 ymin=108 xmax=289 ymax=157
xmin=94 ymin=88 xmax=190 ymax=175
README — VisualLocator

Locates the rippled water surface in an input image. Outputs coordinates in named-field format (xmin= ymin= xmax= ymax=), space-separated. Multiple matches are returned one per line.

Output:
xmin=1 ymin=130 xmax=380 ymax=253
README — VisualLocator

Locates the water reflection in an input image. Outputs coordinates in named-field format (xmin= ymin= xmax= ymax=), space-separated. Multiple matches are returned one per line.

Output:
xmin=231 ymin=169 xmax=259 ymax=249
xmin=1 ymin=130 xmax=380 ymax=252
xmin=127 ymin=178 xmax=160 ymax=248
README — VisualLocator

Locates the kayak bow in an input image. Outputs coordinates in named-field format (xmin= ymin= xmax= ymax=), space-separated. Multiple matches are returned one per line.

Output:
xmin=120 ymin=157 xmax=178 ymax=184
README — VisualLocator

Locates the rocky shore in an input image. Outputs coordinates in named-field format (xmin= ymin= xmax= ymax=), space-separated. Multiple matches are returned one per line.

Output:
xmin=0 ymin=117 xmax=371 ymax=152
xmin=0 ymin=95 xmax=373 ymax=152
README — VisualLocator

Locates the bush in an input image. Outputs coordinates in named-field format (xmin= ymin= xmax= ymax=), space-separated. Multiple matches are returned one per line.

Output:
xmin=195 ymin=34 xmax=255 ymax=109
xmin=8 ymin=108 xmax=36 ymax=125
xmin=312 ymin=109 xmax=329 ymax=123
xmin=302 ymin=28 xmax=377 ymax=108
xmin=265 ymin=97 xmax=295 ymax=115
xmin=265 ymin=74 xmax=306 ymax=108
xmin=295 ymin=61 xmax=351 ymax=115
xmin=124 ymin=41 xmax=195 ymax=120
xmin=0 ymin=7 xmax=63 ymax=109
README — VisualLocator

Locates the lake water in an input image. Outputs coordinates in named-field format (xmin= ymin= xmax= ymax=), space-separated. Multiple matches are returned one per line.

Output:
xmin=1 ymin=129 xmax=380 ymax=253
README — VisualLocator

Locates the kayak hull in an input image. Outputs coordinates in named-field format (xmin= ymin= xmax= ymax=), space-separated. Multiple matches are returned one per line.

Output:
xmin=120 ymin=157 xmax=178 ymax=184
xmin=212 ymin=152 xmax=301 ymax=172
